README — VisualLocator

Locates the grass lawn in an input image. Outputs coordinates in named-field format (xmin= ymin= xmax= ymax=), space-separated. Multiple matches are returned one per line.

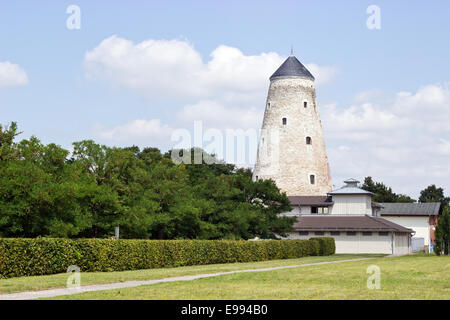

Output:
xmin=0 ymin=254 xmax=376 ymax=294
xmin=47 ymin=255 xmax=450 ymax=300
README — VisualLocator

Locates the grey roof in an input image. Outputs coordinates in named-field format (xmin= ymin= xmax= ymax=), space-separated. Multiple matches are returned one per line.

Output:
xmin=293 ymin=215 xmax=413 ymax=233
xmin=288 ymin=196 xmax=333 ymax=207
xmin=328 ymin=187 xmax=374 ymax=196
xmin=270 ymin=55 xmax=315 ymax=81
xmin=379 ymin=202 xmax=441 ymax=216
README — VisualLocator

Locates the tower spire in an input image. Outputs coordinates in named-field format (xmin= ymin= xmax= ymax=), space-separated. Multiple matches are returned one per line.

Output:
xmin=290 ymin=45 xmax=294 ymax=56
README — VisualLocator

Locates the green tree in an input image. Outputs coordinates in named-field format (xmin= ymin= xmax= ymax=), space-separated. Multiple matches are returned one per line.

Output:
xmin=361 ymin=176 xmax=415 ymax=203
xmin=0 ymin=121 xmax=21 ymax=161
xmin=418 ymin=185 xmax=450 ymax=208
xmin=0 ymin=123 xmax=295 ymax=240
xmin=435 ymin=207 xmax=450 ymax=255
xmin=0 ymin=136 xmax=94 ymax=237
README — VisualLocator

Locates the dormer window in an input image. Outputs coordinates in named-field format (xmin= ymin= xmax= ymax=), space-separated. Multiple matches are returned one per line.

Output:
xmin=282 ymin=118 xmax=287 ymax=125
xmin=310 ymin=174 xmax=315 ymax=184
xmin=306 ymin=136 xmax=312 ymax=145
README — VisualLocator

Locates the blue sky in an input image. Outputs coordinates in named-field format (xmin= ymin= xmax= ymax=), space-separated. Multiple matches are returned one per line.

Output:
xmin=1 ymin=0 xmax=450 ymax=198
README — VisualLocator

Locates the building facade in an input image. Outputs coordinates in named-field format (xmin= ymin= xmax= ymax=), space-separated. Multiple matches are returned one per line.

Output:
xmin=282 ymin=179 xmax=413 ymax=254
xmin=379 ymin=202 xmax=441 ymax=251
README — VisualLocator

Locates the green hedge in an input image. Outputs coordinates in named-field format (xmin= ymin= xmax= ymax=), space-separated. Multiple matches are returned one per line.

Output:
xmin=309 ymin=237 xmax=336 ymax=256
xmin=0 ymin=238 xmax=334 ymax=278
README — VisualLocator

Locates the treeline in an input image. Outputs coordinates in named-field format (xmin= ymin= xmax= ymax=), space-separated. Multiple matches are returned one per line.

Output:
xmin=361 ymin=176 xmax=450 ymax=208
xmin=0 ymin=122 xmax=294 ymax=239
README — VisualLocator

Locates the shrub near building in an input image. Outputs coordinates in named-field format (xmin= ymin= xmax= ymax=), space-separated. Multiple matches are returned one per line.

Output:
xmin=0 ymin=238 xmax=335 ymax=278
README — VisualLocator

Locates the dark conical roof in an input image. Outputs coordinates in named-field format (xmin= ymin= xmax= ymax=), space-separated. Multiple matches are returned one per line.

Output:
xmin=270 ymin=55 xmax=315 ymax=81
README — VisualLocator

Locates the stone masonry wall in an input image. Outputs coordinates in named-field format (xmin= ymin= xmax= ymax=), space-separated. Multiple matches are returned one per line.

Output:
xmin=253 ymin=77 xmax=333 ymax=196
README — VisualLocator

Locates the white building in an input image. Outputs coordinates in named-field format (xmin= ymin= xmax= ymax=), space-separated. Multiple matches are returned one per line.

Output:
xmin=378 ymin=202 xmax=441 ymax=252
xmin=282 ymin=179 xmax=413 ymax=255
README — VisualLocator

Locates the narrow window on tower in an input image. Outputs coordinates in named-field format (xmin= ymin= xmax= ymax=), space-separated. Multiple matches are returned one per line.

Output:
xmin=282 ymin=118 xmax=287 ymax=125
xmin=304 ymin=101 xmax=308 ymax=108
xmin=310 ymin=174 xmax=315 ymax=184
xmin=306 ymin=136 xmax=312 ymax=145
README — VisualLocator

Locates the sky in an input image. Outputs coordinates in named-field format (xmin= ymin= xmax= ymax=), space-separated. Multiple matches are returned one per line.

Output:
xmin=1 ymin=0 xmax=450 ymax=199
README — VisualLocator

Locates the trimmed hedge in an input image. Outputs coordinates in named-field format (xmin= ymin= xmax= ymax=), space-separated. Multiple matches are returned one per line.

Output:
xmin=0 ymin=238 xmax=334 ymax=278
xmin=309 ymin=237 xmax=336 ymax=256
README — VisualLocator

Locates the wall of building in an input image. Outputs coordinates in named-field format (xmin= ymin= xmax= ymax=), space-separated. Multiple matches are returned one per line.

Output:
xmin=280 ymin=206 xmax=301 ymax=216
xmin=285 ymin=231 xmax=398 ymax=254
xmin=253 ymin=77 xmax=333 ymax=196
xmin=382 ymin=216 xmax=430 ymax=246
xmin=330 ymin=195 xmax=372 ymax=215
xmin=429 ymin=215 xmax=439 ymax=244
xmin=394 ymin=232 xmax=411 ymax=255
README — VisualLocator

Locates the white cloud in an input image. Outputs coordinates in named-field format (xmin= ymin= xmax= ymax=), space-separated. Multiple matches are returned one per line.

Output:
xmin=305 ymin=63 xmax=339 ymax=86
xmin=88 ymin=36 xmax=337 ymax=162
xmin=177 ymin=100 xmax=263 ymax=130
xmin=322 ymin=84 xmax=450 ymax=198
xmin=92 ymin=119 xmax=173 ymax=146
xmin=84 ymin=36 xmax=337 ymax=102
xmin=0 ymin=61 xmax=28 ymax=88
xmin=352 ymin=89 xmax=381 ymax=103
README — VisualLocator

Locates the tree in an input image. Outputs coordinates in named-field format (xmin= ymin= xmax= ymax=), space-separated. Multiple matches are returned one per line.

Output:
xmin=418 ymin=185 xmax=450 ymax=208
xmin=0 ymin=123 xmax=295 ymax=240
xmin=435 ymin=207 xmax=450 ymax=255
xmin=361 ymin=177 xmax=415 ymax=203
xmin=0 ymin=121 xmax=21 ymax=161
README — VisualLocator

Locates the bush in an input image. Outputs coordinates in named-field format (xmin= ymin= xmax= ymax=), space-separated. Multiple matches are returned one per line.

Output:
xmin=0 ymin=237 xmax=335 ymax=278
xmin=309 ymin=237 xmax=336 ymax=256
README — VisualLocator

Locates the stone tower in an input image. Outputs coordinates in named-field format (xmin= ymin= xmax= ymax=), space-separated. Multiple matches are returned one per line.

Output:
xmin=253 ymin=54 xmax=332 ymax=196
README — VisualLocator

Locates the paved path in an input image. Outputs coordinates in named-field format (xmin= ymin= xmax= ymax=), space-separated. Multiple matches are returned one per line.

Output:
xmin=0 ymin=257 xmax=375 ymax=300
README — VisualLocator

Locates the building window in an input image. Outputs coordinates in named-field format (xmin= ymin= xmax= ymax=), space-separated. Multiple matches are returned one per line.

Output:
xmin=255 ymin=176 xmax=258 ymax=181
xmin=312 ymin=207 xmax=329 ymax=214
xmin=379 ymin=232 xmax=388 ymax=236
xmin=304 ymin=101 xmax=307 ymax=108
xmin=306 ymin=136 xmax=312 ymax=145
xmin=347 ymin=231 xmax=356 ymax=236
xmin=362 ymin=232 xmax=372 ymax=236
xmin=299 ymin=231 xmax=309 ymax=236
xmin=314 ymin=231 xmax=325 ymax=236
xmin=282 ymin=118 xmax=287 ymax=125
xmin=331 ymin=231 xmax=340 ymax=236
xmin=310 ymin=175 xmax=315 ymax=184
xmin=267 ymin=102 xmax=270 ymax=108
